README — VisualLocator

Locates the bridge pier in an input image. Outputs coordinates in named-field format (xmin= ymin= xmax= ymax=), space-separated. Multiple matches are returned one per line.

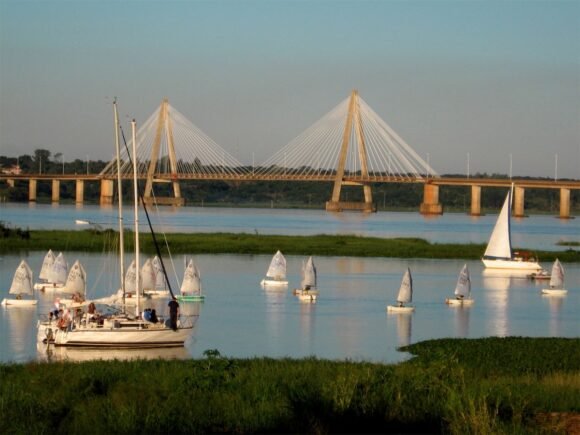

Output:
xmin=28 ymin=179 xmax=37 ymax=202
xmin=513 ymin=186 xmax=525 ymax=217
xmin=559 ymin=188 xmax=571 ymax=219
xmin=51 ymin=179 xmax=60 ymax=203
xmin=6 ymin=179 xmax=15 ymax=188
xmin=470 ymin=185 xmax=481 ymax=216
xmin=100 ymin=179 xmax=114 ymax=205
xmin=420 ymin=184 xmax=443 ymax=215
xmin=76 ymin=179 xmax=84 ymax=204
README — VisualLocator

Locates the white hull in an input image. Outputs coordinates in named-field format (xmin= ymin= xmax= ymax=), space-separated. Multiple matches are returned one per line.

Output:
xmin=541 ymin=289 xmax=568 ymax=296
xmin=297 ymin=293 xmax=317 ymax=302
xmin=445 ymin=298 xmax=474 ymax=306
xmin=34 ymin=282 xmax=65 ymax=291
xmin=293 ymin=288 xmax=319 ymax=296
xmin=387 ymin=305 xmax=414 ymax=313
xmin=2 ymin=298 xmax=37 ymax=306
xmin=482 ymin=258 xmax=542 ymax=271
xmin=145 ymin=289 xmax=170 ymax=298
xmin=260 ymin=279 xmax=288 ymax=287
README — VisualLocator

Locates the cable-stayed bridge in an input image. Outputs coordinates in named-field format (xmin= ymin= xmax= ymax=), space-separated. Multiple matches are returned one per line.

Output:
xmin=100 ymin=91 xmax=437 ymax=211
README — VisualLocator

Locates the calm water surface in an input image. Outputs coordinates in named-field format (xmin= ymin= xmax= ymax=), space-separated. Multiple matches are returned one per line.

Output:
xmin=0 ymin=253 xmax=578 ymax=364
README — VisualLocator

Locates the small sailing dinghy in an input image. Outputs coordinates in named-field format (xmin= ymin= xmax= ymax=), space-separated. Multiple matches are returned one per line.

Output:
xmin=33 ymin=249 xmax=55 ymax=290
xmin=260 ymin=250 xmax=288 ymax=287
xmin=387 ymin=268 xmax=415 ymax=313
xmin=446 ymin=264 xmax=474 ymax=306
xmin=177 ymin=258 xmax=205 ymax=302
xmin=294 ymin=256 xmax=318 ymax=302
xmin=144 ymin=256 xmax=170 ymax=298
xmin=482 ymin=186 xmax=542 ymax=272
xmin=56 ymin=260 xmax=87 ymax=307
xmin=542 ymin=259 xmax=567 ymax=296
xmin=2 ymin=260 xmax=37 ymax=306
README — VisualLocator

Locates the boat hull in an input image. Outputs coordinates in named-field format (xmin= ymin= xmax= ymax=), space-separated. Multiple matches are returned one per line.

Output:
xmin=445 ymin=298 xmax=474 ymax=306
xmin=387 ymin=305 xmax=414 ymax=313
xmin=176 ymin=295 xmax=205 ymax=302
xmin=260 ymin=279 xmax=288 ymax=287
xmin=296 ymin=293 xmax=317 ymax=302
xmin=541 ymin=289 xmax=568 ymax=296
xmin=482 ymin=258 xmax=542 ymax=271
xmin=34 ymin=282 xmax=65 ymax=291
xmin=2 ymin=298 xmax=37 ymax=306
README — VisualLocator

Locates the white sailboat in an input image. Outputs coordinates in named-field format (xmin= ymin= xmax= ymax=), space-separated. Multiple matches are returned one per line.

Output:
xmin=482 ymin=187 xmax=542 ymax=272
xmin=38 ymin=109 xmax=194 ymax=348
xmin=144 ymin=255 xmax=170 ymax=298
xmin=542 ymin=259 xmax=567 ymax=296
xmin=293 ymin=256 xmax=318 ymax=302
xmin=33 ymin=249 xmax=55 ymax=290
xmin=36 ymin=251 xmax=68 ymax=291
xmin=387 ymin=268 xmax=415 ymax=313
xmin=177 ymin=258 xmax=205 ymax=302
xmin=446 ymin=264 xmax=474 ymax=306
xmin=56 ymin=260 xmax=87 ymax=307
xmin=260 ymin=250 xmax=288 ymax=287
xmin=2 ymin=260 xmax=37 ymax=306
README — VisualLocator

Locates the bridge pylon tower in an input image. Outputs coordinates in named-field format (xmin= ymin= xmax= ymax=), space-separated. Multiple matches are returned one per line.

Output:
xmin=143 ymin=98 xmax=184 ymax=206
xmin=326 ymin=90 xmax=376 ymax=212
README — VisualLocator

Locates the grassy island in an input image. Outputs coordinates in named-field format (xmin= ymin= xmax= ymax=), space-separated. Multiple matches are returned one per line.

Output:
xmin=1 ymin=338 xmax=578 ymax=433
xmin=1 ymin=228 xmax=579 ymax=263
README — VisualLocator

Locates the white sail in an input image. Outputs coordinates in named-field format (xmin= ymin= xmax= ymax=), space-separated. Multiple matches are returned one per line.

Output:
xmin=549 ymin=259 xmax=564 ymax=289
xmin=454 ymin=264 xmax=471 ymax=298
xmin=9 ymin=260 xmax=34 ymax=296
xmin=152 ymin=256 xmax=166 ymax=289
xmin=124 ymin=260 xmax=138 ymax=295
xmin=141 ymin=258 xmax=157 ymax=290
xmin=483 ymin=189 xmax=512 ymax=260
xmin=181 ymin=259 xmax=201 ymax=296
xmin=266 ymin=250 xmax=287 ymax=280
xmin=397 ymin=268 xmax=413 ymax=303
xmin=61 ymin=260 xmax=87 ymax=295
xmin=301 ymin=256 xmax=317 ymax=289
xmin=39 ymin=249 xmax=55 ymax=280
xmin=49 ymin=252 xmax=68 ymax=285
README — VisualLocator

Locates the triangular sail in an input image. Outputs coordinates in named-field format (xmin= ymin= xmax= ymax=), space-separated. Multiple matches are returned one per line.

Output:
xmin=141 ymin=258 xmax=157 ymax=290
xmin=152 ymin=256 xmax=166 ymax=289
xmin=9 ymin=260 xmax=34 ymax=296
xmin=39 ymin=249 xmax=55 ymax=281
xmin=181 ymin=259 xmax=201 ymax=295
xmin=49 ymin=252 xmax=68 ymax=285
xmin=483 ymin=189 xmax=513 ymax=260
xmin=301 ymin=256 xmax=317 ymax=289
xmin=454 ymin=264 xmax=471 ymax=298
xmin=397 ymin=268 xmax=413 ymax=303
xmin=124 ymin=260 xmax=138 ymax=295
xmin=61 ymin=260 xmax=87 ymax=295
xmin=549 ymin=259 xmax=564 ymax=289
xmin=266 ymin=250 xmax=287 ymax=280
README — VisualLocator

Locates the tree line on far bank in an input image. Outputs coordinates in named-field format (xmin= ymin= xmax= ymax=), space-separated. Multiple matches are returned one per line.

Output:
xmin=1 ymin=151 xmax=577 ymax=213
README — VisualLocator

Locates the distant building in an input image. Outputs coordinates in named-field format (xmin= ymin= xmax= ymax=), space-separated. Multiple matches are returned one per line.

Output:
xmin=1 ymin=165 xmax=22 ymax=175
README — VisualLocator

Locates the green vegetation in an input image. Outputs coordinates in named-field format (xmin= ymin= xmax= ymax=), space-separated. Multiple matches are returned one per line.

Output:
xmin=1 ymin=227 xmax=579 ymax=262
xmin=1 ymin=338 xmax=578 ymax=433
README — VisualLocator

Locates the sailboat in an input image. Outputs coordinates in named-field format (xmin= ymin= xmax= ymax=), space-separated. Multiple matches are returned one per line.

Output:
xmin=542 ymin=259 xmax=567 ymax=296
xmin=387 ymin=268 xmax=414 ymax=313
xmin=482 ymin=186 xmax=542 ymax=272
xmin=446 ymin=264 xmax=474 ymax=306
xmin=293 ymin=256 xmax=318 ymax=302
xmin=38 ymin=107 xmax=194 ymax=348
xmin=144 ymin=256 xmax=170 ymax=298
xmin=260 ymin=250 xmax=288 ymax=287
xmin=2 ymin=260 xmax=37 ymax=306
xmin=33 ymin=249 xmax=55 ymax=290
xmin=177 ymin=258 xmax=205 ymax=302
xmin=36 ymin=252 xmax=68 ymax=291
xmin=56 ymin=260 xmax=87 ymax=307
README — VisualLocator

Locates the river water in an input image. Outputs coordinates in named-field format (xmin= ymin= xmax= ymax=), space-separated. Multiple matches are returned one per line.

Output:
xmin=0 ymin=204 xmax=578 ymax=364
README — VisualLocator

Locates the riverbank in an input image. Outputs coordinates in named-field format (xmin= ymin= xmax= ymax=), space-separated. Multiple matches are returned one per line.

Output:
xmin=1 ymin=337 xmax=578 ymax=433
xmin=2 ymin=228 xmax=579 ymax=263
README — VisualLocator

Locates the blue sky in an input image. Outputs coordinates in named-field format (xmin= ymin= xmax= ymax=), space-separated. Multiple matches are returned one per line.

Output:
xmin=1 ymin=0 xmax=579 ymax=178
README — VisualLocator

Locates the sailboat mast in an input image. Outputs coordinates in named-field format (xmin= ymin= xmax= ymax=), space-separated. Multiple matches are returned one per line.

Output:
xmin=131 ymin=119 xmax=141 ymax=316
xmin=113 ymin=99 xmax=126 ymax=306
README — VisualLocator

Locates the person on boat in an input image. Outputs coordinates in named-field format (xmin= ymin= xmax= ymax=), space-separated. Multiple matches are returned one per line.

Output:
xmin=150 ymin=309 xmax=158 ymax=324
xmin=142 ymin=308 xmax=152 ymax=322
xmin=168 ymin=298 xmax=179 ymax=331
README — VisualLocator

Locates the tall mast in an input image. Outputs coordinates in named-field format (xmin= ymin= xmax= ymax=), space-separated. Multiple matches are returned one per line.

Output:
xmin=113 ymin=99 xmax=126 ymax=307
xmin=131 ymin=119 xmax=141 ymax=316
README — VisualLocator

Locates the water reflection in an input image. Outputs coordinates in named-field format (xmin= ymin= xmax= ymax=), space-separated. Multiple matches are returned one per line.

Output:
xmin=542 ymin=293 xmax=564 ymax=336
xmin=386 ymin=312 xmax=412 ymax=347
xmin=38 ymin=343 xmax=191 ymax=362
xmin=4 ymin=306 xmax=37 ymax=360
xmin=452 ymin=306 xmax=471 ymax=338
xmin=481 ymin=270 xmax=512 ymax=336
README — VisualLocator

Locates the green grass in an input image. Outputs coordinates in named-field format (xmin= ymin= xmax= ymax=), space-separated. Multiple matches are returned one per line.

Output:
xmin=2 ymin=229 xmax=579 ymax=262
xmin=0 ymin=338 xmax=578 ymax=433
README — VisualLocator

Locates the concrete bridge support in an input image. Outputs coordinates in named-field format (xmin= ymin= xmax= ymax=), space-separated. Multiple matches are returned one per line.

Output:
xmin=100 ymin=179 xmax=114 ymax=205
xmin=420 ymin=184 xmax=443 ymax=215
xmin=559 ymin=188 xmax=571 ymax=219
xmin=470 ymin=185 xmax=481 ymax=216
xmin=513 ymin=186 xmax=525 ymax=217
xmin=51 ymin=180 xmax=60 ymax=203
xmin=28 ymin=179 xmax=37 ymax=202
xmin=6 ymin=179 xmax=15 ymax=188
xmin=75 ymin=179 xmax=84 ymax=204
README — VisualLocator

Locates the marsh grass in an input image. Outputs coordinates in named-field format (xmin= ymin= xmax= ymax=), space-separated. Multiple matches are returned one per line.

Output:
xmin=1 ymin=338 xmax=578 ymax=433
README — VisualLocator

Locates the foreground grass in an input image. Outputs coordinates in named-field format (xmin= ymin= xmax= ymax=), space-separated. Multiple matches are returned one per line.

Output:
xmin=1 ymin=338 xmax=578 ymax=434
xmin=2 ymin=229 xmax=579 ymax=262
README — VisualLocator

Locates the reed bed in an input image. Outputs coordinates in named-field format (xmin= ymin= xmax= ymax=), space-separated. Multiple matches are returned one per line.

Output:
xmin=1 ymin=338 xmax=578 ymax=433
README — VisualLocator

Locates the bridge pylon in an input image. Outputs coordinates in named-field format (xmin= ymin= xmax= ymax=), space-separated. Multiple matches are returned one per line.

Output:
xmin=143 ymin=98 xmax=184 ymax=206
xmin=326 ymin=90 xmax=376 ymax=212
